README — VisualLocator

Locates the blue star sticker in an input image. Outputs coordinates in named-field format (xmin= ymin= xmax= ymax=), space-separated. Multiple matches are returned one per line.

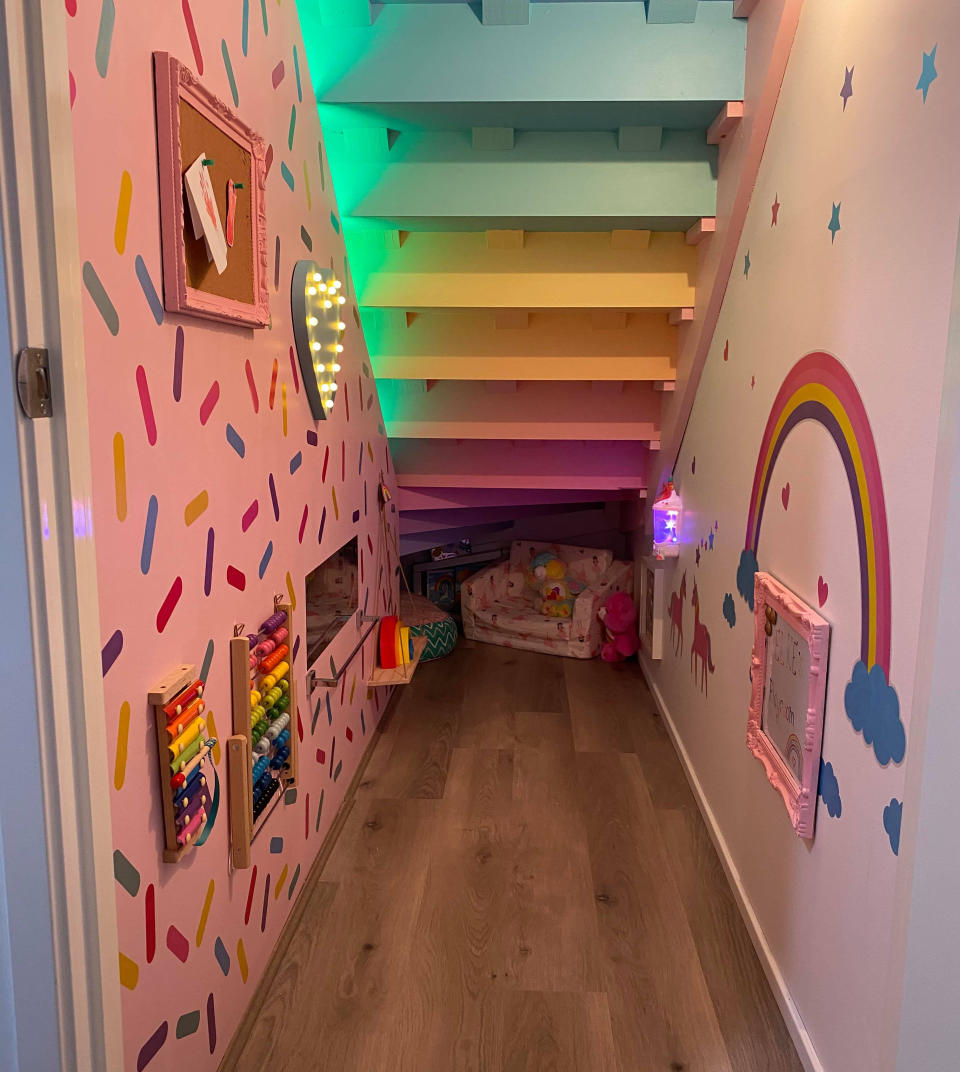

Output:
xmin=840 ymin=66 xmax=854 ymax=110
xmin=743 ymin=250 xmax=751 ymax=278
xmin=917 ymin=45 xmax=938 ymax=102
xmin=828 ymin=202 xmax=841 ymax=243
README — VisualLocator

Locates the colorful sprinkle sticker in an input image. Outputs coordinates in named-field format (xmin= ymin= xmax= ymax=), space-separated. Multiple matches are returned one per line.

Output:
xmin=135 ymin=365 xmax=157 ymax=445
xmin=101 ymin=629 xmax=123 ymax=676
xmin=135 ymin=255 xmax=164 ymax=325
xmin=221 ymin=39 xmax=239 ymax=106
xmin=176 ymin=1011 xmax=200 ymax=1039
xmin=113 ymin=433 xmax=127 ymax=520
xmin=156 ymin=576 xmax=183 ymax=632
xmin=83 ymin=261 xmax=119 ymax=335
xmin=140 ymin=495 xmax=158 ymax=574
xmin=95 ymin=0 xmax=115 ymax=79
xmin=196 ymin=880 xmax=215 ymax=946
xmin=119 ymin=952 xmax=139 ymax=991
xmin=173 ymin=326 xmax=184 ymax=401
xmin=114 ymin=701 xmax=130 ymax=789
xmin=181 ymin=0 xmax=203 ymax=74
xmin=114 ymin=171 xmax=132 ymax=254
xmin=113 ymin=848 xmax=140 ymax=896
xmin=136 ymin=1021 xmax=167 ymax=1071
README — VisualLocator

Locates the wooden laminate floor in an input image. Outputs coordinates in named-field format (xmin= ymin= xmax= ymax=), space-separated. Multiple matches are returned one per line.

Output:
xmin=225 ymin=642 xmax=803 ymax=1072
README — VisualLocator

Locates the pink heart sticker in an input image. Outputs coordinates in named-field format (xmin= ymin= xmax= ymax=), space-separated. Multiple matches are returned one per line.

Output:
xmin=818 ymin=576 xmax=828 ymax=607
xmin=781 ymin=483 xmax=790 ymax=509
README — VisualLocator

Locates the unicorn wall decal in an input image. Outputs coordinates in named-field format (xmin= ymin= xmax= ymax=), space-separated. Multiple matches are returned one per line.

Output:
xmin=668 ymin=571 xmax=686 ymax=656
xmin=691 ymin=581 xmax=716 ymax=695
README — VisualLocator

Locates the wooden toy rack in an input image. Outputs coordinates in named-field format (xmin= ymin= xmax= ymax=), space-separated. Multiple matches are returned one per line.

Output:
xmin=227 ymin=596 xmax=299 ymax=869
xmin=148 ymin=662 xmax=215 ymax=863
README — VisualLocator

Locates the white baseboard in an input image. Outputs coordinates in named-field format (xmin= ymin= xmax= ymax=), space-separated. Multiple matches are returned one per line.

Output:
xmin=638 ymin=655 xmax=824 ymax=1072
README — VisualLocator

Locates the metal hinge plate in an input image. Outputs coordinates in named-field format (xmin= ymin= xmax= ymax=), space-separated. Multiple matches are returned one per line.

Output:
xmin=16 ymin=347 xmax=52 ymax=418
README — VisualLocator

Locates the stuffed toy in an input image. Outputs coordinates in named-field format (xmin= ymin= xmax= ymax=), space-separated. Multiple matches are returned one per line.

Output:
xmin=598 ymin=591 xmax=639 ymax=662
xmin=526 ymin=552 xmax=581 ymax=618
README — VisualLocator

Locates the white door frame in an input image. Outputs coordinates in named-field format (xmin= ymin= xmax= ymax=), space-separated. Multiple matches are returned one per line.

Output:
xmin=0 ymin=1 xmax=122 ymax=1068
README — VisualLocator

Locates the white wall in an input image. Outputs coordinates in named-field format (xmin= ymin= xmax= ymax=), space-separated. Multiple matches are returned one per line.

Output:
xmin=895 ymin=226 xmax=960 ymax=1067
xmin=643 ymin=1 xmax=960 ymax=1069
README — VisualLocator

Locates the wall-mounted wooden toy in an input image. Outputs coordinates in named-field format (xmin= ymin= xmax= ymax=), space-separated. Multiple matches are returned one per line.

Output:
xmin=153 ymin=52 xmax=269 ymax=327
xmin=227 ymin=596 xmax=299 ymax=870
xmin=148 ymin=663 xmax=217 ymax=863
xmin=368 ymin=614 xmax=426 ymax=687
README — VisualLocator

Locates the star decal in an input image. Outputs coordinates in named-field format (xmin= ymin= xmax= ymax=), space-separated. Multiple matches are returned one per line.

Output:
xmin=750 ymin=374 xmax=755 ymax=390
xmin=695 ymin=547 xmax=701 ymax=566
xmin=828 ymin=202 xmax=841 ymax=243
xmin=743 ymin=250 xmax=751 ymax=278
xmin=840 ymin=66 xmax=854 ymax=110
xmin=771 ymin=194 xmax=780 ymax=226
xmin=917 ymin=45 xmax=938 ymax=102
xmin=723 ymin=339 xmax=729 ymax=362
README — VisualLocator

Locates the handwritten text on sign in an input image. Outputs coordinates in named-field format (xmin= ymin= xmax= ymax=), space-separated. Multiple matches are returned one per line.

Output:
xmin=761 ymin=612 xmax=809 ymax=782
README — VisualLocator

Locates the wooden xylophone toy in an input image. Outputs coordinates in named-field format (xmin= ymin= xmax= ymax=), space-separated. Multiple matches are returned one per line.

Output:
xmin=227 ymin=597 xmax=299 ymax=870
xmin=148 ymin=663 xmax=217 ymax=863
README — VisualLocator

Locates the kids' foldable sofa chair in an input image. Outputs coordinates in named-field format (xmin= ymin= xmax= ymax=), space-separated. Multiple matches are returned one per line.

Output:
xmin=461 ymin=540 xmax=633 ymax=659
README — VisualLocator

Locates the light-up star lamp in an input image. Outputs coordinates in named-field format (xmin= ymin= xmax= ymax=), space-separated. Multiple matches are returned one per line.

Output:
xmin=291 ymin=259 xmax=347 ymax=419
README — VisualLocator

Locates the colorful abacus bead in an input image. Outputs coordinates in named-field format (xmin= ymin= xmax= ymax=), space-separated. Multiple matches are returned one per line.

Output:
xmin=259 ymin=645 xmax=289 ymax=673
xmin=259 ymin=611 xmax=286 ymax=634
xmin=250 ymin=690 xmax=261 ymax=707
xmin=270 ymin=627 xmax=288 ymax=645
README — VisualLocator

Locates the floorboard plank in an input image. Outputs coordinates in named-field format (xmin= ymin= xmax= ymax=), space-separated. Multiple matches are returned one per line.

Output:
xmin=458 ymin=644 xmax=570 ymax=748
xmin=227 ymin=647 xmax=801 ymax=1072
xmin=657 ymin=806 xmax=804 ymax=1072
xmin=498 ymin=991 xmax=622 ymax=1072
xmin=577 ymin=751 xmax=734 ymax=1072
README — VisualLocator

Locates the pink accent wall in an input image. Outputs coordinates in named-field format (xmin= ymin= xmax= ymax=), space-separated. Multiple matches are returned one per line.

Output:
xmin=65 ymin=4 xmax=397 ymax=1069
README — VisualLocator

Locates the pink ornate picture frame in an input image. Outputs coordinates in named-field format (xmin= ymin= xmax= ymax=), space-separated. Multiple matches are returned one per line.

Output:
xmin=153 ymin=52 xmax=269 ymax=327
xmin=747 ymin=571 xmax=831 ymax=839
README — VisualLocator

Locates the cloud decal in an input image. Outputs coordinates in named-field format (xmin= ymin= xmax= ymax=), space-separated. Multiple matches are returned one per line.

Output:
xmin=883 ymin=798 xmax=902 ymax=856
xmin=722 ymin=593 xmax=736 ymax=628
xmin=817 ymin=758 xmax=842 ymax=818
xmin=844 ymin=661 xmax=906 ymax=766
xmin=737 ymin=548 xmax=759 ymax=609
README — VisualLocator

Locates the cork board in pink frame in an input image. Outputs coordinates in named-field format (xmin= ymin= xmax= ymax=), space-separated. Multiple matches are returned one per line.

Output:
xmin=747 ymin=571 xmax=831 ymax=839
xmin=153 ymin=51 xmax=269 ymax=326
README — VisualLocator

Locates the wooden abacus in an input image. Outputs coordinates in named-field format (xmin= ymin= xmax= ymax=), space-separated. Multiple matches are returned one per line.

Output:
xmin=148 ymin=663 xmax=216 ymax=863
xmin=227 ymin=596 xmax=299 ymax=869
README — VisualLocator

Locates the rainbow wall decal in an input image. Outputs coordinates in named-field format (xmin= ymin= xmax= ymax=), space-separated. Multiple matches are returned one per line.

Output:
xmin=737 ymin=352 xmax=905 ymax=770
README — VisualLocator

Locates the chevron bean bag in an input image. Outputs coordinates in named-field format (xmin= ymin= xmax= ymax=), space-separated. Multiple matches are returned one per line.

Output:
xmin=400 ymin=593 xmax=458 ymax=662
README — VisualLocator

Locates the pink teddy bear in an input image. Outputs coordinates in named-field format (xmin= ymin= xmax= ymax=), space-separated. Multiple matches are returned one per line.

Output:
xmin=598 ymin=591 xmax=640 ymax=663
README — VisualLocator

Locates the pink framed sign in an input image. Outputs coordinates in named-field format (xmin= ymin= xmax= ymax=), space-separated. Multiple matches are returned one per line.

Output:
xmin=747 ymin=571 xmax=831 ymax=839
xmin=153 ymin=52 xmax=269 ymax=327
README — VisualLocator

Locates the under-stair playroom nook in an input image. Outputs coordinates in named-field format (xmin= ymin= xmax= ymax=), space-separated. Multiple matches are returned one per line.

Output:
xmin=5 ymin=1 xmax=960 ymax=1071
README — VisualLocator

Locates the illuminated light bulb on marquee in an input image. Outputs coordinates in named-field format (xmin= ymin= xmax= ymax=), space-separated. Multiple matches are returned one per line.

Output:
xmin=291 ymin=259 xmax=345 ymax=420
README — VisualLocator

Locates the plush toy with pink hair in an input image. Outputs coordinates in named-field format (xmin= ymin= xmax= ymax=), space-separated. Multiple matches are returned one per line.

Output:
xmin=598 ymin=591 xmax=639 ymax=663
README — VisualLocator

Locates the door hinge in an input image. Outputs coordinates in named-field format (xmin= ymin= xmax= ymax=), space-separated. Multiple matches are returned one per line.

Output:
xmin=16 ymin=347 xmax=52 ymax=418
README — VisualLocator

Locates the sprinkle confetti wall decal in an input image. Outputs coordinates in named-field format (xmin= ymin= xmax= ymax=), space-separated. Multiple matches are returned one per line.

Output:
xmin=66 ymin=3 xmax=395 ymax=1067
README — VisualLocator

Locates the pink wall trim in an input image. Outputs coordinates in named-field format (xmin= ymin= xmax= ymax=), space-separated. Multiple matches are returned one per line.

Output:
xmin=658 ymin=0 xmax=805 ymax=487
